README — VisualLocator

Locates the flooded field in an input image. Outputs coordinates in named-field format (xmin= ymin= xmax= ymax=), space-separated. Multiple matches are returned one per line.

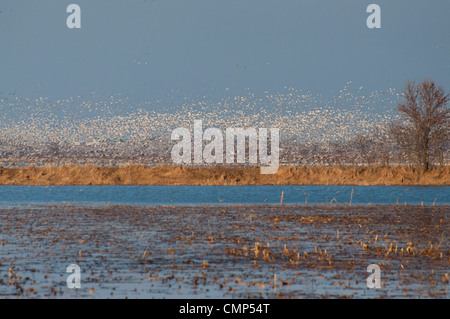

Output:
xmin=0 ymin=204 xmax=448 ymax=298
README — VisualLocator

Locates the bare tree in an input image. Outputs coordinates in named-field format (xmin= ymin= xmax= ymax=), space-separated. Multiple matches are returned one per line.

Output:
xmin=354 ymin=133 xmax=374 ymax=166
xmin=389 ymin=80 xmax=449 ymax=170
xmin=372 ymin=127 xmax=392 ymax=166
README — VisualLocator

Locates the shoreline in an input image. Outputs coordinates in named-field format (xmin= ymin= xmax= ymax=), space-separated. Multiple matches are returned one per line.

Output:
xmin=0 ymin=165 xmax=448 ymax=186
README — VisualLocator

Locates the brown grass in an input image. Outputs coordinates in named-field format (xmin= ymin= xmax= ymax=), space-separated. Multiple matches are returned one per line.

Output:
xmin=0 ymin=165 xmax=448 ymax=185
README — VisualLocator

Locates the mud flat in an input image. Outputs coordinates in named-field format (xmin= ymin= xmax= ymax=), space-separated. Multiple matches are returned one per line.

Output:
xmin=0 ymin=204 xmax=448 ymax=298
xmin=0 ymin=165 xmax=448 ymax=185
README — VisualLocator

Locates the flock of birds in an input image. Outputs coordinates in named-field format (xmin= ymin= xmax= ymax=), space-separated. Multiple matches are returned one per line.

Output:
xmin=0 ymin=84 xmax=402 ymax=165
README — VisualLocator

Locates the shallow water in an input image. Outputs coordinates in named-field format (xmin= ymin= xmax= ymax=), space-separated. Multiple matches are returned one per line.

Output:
xmin=0 ymin=205 xmax=448 ymax=299
xmin=0 ymin=185 xmax=448 ymax=208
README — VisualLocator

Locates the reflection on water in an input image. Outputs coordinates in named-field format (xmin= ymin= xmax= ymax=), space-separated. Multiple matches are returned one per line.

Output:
xmin=0 ymin=185 xmax=448 ymax=208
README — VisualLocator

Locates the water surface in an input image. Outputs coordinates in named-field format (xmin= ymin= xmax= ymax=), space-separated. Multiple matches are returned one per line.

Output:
xmin=0 ymin=185 xmax=448 ymax=208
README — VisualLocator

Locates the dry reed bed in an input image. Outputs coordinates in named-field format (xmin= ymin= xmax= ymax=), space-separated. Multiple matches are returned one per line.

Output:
xmin=0 ymin=165 xmax=448 ymax=185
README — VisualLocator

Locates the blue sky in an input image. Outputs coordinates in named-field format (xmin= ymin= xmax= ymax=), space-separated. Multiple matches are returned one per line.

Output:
xmin=1 ymin=0 xmax=449 ymax=100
